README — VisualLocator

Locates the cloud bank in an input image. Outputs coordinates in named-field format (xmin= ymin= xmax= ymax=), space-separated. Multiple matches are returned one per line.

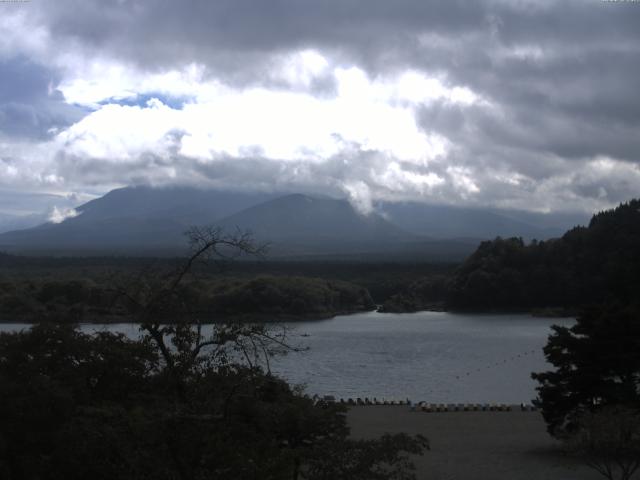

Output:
xmin=0 ymin=0 xmax=639 ymax=215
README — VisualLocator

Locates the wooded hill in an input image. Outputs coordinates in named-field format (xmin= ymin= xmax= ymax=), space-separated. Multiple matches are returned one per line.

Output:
xmin=449 ymin=199 xmax=640 ymax=310
xmin=0 ymin=275 xmax=375 ymax=323
xmin=384 ymin=199 xmax=640 ymax=312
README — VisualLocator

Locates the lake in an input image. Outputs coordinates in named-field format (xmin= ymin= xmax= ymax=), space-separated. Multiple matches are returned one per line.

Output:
xmin=0 ymin=311 xmax=572 ymax=404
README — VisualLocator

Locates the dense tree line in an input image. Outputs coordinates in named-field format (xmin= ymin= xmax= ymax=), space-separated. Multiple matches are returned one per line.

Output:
xmin=0 ymin=275 xmax=374 ymax=322
xmin=0 ymin=252 xmax=455 ymax=319
xmin=203 ymin=276 xmax=375 ymax=319
xmin=380 ymin=199 xmax=640 ymax=312
xmin=378 ymin=275 xmax=449 ymax=313
xmin=448 ymin=199 xmax=640 ymax=310
xmin=0 ymin=253 xmax=455 ymax=304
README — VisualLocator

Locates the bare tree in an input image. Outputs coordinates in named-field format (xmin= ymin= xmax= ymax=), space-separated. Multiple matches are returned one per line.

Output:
xmin=112 ymin=226 xmax=297 ymax=384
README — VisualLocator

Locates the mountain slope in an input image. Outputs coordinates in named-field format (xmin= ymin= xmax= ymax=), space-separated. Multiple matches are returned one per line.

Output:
xmin=217 ymin=194 xmax=412 ymax=252
xmin=0 ymin=189 xmax=422 ymax=257
xmin=72 ymin=185 xmax=275 ymax=225
xmin=0 ymin=186 xmax=276 ymax=253
xmin=379 ymin=202 xmax=587 ymax=240
xmin=447 ymin=199 xmax=640 ymax=309
xmin=0 ymin=212 xmax=45 ymax=234
xmin=0 ymin=186 xmax=588 ymax=259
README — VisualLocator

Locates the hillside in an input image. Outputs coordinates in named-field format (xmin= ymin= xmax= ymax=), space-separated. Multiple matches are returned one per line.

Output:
xmin=216 ymin=193 xmax=415 ymax=255
xmin=0 ymin=186 xmax=275 ymax=253
xmin=0 ymin=212 xmax=43 ymax=234
xmin=378 ymin=202 xmax=586 ymax=240
xmin=0 ymin=188 xmax=477 ymax=260
xmin=0 ymin=186 xmax=587 ymax=259
xmin=449 ymin=199 xmax=640 ymax=310
xmin=383 ymin=199 xmax=640 ymax=312
xmin=73 ymin=186 xmax=274 ymax=223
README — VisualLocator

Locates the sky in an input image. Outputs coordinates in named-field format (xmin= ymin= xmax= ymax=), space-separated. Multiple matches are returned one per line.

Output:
xmin=1 ymin=0 xmax=639 ymax=219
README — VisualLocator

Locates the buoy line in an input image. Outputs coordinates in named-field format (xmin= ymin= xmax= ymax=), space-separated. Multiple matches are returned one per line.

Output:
xmin=453 ymin=349 xmax=539 ymax=380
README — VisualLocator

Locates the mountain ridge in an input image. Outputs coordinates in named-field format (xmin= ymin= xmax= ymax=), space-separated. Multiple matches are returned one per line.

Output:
xmin=0 ymin=186 xmax=589 ymax=259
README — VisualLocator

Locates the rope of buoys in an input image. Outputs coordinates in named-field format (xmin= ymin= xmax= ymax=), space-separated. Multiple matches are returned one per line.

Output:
xmin=338 ymin=398 xmax=411 ymax=406
xmin=453 ymin=349 xmax=540 ymax=380
xmin=410 ymin=402 xmax=537 ymax=413
xmin=335 ymin=398 xmax=538 ymax=412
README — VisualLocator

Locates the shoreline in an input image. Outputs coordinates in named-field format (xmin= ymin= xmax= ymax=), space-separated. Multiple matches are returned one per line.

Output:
xmin=0 ymin=307 xmax=377 ymax=325
xmin=0 ymin=305 xmax=576 ymax=324
xmin=379 ymin=305 xmax=577 ymax=317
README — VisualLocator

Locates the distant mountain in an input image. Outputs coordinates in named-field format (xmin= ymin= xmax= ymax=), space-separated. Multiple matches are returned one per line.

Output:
xmin=216 ymin=194 xmax=413 ymax=254
xmin=379 ymin=202 xmax=588 ymax=240
xmin=0 ymin=188 xmax=421 ymax=257
xmin=72 ymin=186 xmax=276 ymax=225
xmin=0 ymin=185 xmax=589 ymax=260
xmin=0 ymin=212 xmax=45 ymax=234
xmin=0 ymin=186 xmax=276 ymax=253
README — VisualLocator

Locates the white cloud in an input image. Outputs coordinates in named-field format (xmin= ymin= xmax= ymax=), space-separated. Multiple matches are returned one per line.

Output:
xmin=277 ymin=49 xmax=330 ymax=89
xmin=47 ymin=206 xmax=79 ymax=223
xmin=57 ymin=100 xmax=180 ymax=160
xmin=0 ymin=11 xmax=50 ymax=60
xmin=2 ymin=0 xmax=639 ymax=218
xmin=54 ymin=61 xmax=467 ymax=168
xmin=58 ymin=60 xmax=208 ymax=107
xmin=343 ymin=180 xmax=374 ymax=214
xmin=377 ymin=161 xmax=445 ymax=195
xmin=447 ymin=166 xmax=480 ymax=196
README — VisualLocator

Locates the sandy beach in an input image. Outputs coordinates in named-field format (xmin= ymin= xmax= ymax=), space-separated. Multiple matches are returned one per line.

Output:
xmin=348 ymin=406 xmax=603 ymax=480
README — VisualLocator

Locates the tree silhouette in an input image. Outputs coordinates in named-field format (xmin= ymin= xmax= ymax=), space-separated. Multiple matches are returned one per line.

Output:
xmin=0 ymin=226 xmax=429 ymax=479
xmin=532 ymin=305 xmax=640 ymax=436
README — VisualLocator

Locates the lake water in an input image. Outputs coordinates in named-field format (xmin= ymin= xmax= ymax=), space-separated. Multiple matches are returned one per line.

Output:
xmin=0 ymin=311 xmax=572 ymax=404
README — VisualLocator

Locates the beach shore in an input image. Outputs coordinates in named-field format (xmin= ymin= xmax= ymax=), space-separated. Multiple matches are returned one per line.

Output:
xmin=347 ymin=406 xmax=602 ymax=480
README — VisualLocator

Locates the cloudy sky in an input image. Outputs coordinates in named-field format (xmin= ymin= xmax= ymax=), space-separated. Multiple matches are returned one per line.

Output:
xmin=1 ymin=0 xmax=639 ymax=218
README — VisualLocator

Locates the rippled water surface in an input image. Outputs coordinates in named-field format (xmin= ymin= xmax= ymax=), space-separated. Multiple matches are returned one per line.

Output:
xmin=0 ymin=311 xmax=573 ymax=403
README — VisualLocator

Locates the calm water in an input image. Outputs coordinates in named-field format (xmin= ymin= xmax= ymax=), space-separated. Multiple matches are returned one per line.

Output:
xmin=0 ymin=311 xmax=572 ymax=404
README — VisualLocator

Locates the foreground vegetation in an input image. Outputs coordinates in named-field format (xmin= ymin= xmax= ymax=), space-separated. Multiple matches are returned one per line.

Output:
xmin=0 ymin=227 xmax=428 ymax=479
xmin=2 ymin=201 xmax=639 ymax=478
xmin=0 ymin=323 xmax=427 ymax=479
xmin=532 ymin=304 xmax=640 ymax=480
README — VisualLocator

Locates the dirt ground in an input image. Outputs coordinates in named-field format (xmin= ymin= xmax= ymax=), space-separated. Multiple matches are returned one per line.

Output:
xmin=347 ymin=406 xmax=604 ymax=480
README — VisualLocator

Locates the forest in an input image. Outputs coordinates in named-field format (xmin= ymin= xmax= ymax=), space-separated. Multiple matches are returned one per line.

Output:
xmin=385 ymin=199 xmax=640 ymax=313
xmin=0 ymin=228 xmax=430 ymax=479
xmin=2 ymin=199 xmax=638 ymax=320
xmin=0 ymin=274 xmax=377 ymax=323
xmin=0 ymin=253 xmax=452 ymax=322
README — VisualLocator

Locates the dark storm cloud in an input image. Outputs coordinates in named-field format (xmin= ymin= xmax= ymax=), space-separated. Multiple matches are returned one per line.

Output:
xmin=2 ymin=0 xmax=639 ymax=214
xmin=35 ymin=1 xmax=640 ymax=75
xmin=38 ymin=0 xmax=485 ymax=62
xmin=36 ymin=0 xmax=640 ymax=153
xmin=0 ymin=57 xmax=86 ymax=139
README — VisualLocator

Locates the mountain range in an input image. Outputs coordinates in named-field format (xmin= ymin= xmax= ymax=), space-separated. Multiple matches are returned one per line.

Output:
xmin=0 ymin=186 xmax=589 ymax=260
xmin=0 ymin=212 xmax=46 ymax=234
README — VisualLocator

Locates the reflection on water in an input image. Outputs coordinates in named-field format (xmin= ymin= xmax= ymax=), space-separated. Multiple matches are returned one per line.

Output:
xmin=0 ymin=311 xmax=572 ymax=403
